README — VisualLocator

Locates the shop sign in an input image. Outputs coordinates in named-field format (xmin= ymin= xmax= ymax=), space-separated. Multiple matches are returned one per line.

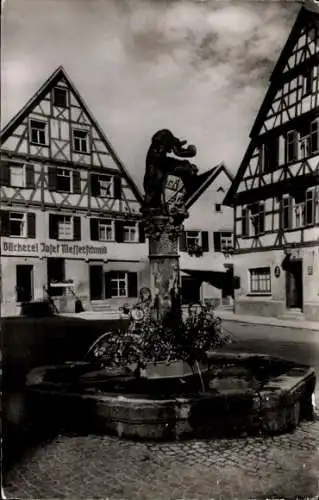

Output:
xmin=1 ymin=238 xmax=108 ymax=260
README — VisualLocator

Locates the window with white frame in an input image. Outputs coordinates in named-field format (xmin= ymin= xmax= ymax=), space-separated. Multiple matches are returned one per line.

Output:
xmin=9 ymin=212 xmax=26 ymax=237
xmin=56 ymin=168 xmax=71 ymax=192
xmin=58 ymin=216 xmax=73 ymax=240
xmin=99 ymin=175 xmax=113 ymax=197
xmin=186 ymin=231 xmax=201 ymax=249
xmin=10 ymin=164 xmax=25 ymax=187
xmin=302 ymin=67 xmax=313 ymax=96
xmin=98 ymin=219 xmax=113 ymax=241
xmin=305 ymin=188 xmax=316 ymax=225
xmin=294 ymin=202 xmax=305 ymax=228
xmin=123 ymin=221 xmax=137 ymax=242
xmin=249 ymin=267 xmax=271 ymax=294
xmin=220 ymin=232 xmax=233 ymax=251
xmin=72 ymin=129 xmax=89 ymax=153
xmin=30 ymin=120 xmax=46 ymax=145
xmin=110 ymin=272 xmax=127 ymax=297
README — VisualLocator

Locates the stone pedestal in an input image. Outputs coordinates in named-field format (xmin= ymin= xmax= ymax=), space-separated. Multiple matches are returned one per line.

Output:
xmin=145 ymin=214 xmax=183 ymax=322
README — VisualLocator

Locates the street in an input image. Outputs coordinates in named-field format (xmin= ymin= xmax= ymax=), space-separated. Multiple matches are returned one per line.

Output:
xmin=3 ymin=320 xmax=319 ymax=500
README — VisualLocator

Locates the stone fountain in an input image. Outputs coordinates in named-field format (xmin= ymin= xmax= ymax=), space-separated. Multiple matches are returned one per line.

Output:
xmin=26 ymin=130 xmax=316 ymax=440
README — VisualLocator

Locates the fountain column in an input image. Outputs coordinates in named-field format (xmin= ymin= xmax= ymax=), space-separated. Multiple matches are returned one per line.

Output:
xmin=143 ymin=211 xmax=186 ymax=322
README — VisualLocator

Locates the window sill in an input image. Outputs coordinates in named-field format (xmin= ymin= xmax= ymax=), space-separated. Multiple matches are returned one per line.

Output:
xmin=6 ymin=234 xmax=27 ymax=239
xmin=247 ymin=293 xmax=272 ymax=297
xmin=30 ymin=141 xmax=47 ymax=147
xmin=72 ymin=149 xmax=90 ymax=155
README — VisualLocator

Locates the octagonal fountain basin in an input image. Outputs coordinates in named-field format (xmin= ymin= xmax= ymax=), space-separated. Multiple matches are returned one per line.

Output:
xmin=26 ymin=352 xmax=316 ymax=440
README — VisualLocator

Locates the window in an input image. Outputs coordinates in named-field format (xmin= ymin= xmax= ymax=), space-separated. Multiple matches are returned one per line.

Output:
xmin=249 ymin=267 xmax=271 ymax=294
xmin=53 ymin=87 xmax=67 ymax=107
xmin=282 ymin=196 xmax=293 ymax=230
xmin=311 ymin=119 xmax=319 ymax=154
xmin=110 ymin=272 xmax=127 ymax=297
xmin=186 ymin=231 xmax=201 ymax=249
xmin=30 ymin=120 xmax=46 ymax=145
xmin=286 ymin=130 xmax=298 ymax=163
xmin=9 ymin=212 xmax=26 ymax=237
xmin=56 ymin=168 xmax=71 ymax=192
xmin=73 ymin=129 xmax=89 ymax=153
xmin=305 ymin=188 xmax=315 ymax=225
xmin=220 ymin=232 xmax=233 ymax=251
xmin=123 ymin=221 xmax=137 ymax=242
xmin=302 ymin=67 xmax=313 ymax=96
xmin=215 ymin=204 xmax=222 ymax=212
xmin=294 ymin=202 xmax=305 ymax=228
xmin=241 ymin=207 xmax=249 ymax=236
xmin=58 ymin=216 xmax=73 ymax=240
xmin=250 ymin=203 xmax=265 ymax=235
xmin=10 ymin=164 xmax=25 ymax=187
xmin=99 ymin=175 xmax=113 ymax=197
xmin=263 ymin=137 xmax=278 ymax=173
xmin=99 ymin=219 xmax=113 ymax=241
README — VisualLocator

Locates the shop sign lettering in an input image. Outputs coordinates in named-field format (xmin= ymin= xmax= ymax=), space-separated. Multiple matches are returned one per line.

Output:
xmin=1 ymin=239 xmax=108 ymax=259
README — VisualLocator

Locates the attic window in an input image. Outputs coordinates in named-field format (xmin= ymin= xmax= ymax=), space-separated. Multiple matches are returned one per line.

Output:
xmin=53 ymin=87 xmax=68 ymax=108
xmin=72 ymin=129 xmax=89 ymax=153
xmin=302 ymin=67 xmax=313 ymax=97
xmin=217 ymin=187 xmax=224 ymax=193
xmin=215 ymin=204 xmax=222 ymax=212
xmin=30 ymin=120 xmax=46 ymax=146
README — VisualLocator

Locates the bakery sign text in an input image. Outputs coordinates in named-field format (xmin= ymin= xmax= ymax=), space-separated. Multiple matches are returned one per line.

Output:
xmin=1 ymin=239 xmax=108 ymax=259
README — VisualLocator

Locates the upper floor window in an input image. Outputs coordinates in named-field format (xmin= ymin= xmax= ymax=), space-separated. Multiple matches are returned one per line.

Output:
xmin=250 ymin=202 xmax=265 ymax=235
xmin=215 ymin=204 xmax=222 ymax=213
xmin=213 ymin=231 xmax=233 ymax=252
xmin=30 ymin=120 xmax=46 ymax=145
xmin=282 ymin=196 xmax=293 ymax=230
xmin=286 ymin=130 xmax=298 ymax=163
xmin=310 ymin=119 xmax=319 ymax=154
xmin=52 ymin=87 xmax=68 ymax=108
xmin=91 ymin=174 xmax=113 ymax=197
xmin=0 ymin=211 xmax=36 ymax=239
xmin=0 ymin=162 xmax=35 ymax=189
xmin=302 ymin=67 xmax=313 ymax=96
xmin=10 ymin=164 xmax=25 ymax=188
xmin=186 ymin=231 xmax=201 ymax=249
xmin=99 ymin=219 xmax=114 ymax=241
xmin=72 ymin=129 xmax=89 ymax=153
xmin=241 ymin=207 xmax=249 ymax=236
xmin=179 ymin=230 xmax=209 ymax=253
xmin=123 ymin=221 xmax=138 ymax=242
xmin=9 ymin=212 xmax=26 ymax=237
xmin=56 ymin=168 xmax=71 ymax=193
xmin=49 ymin=214 xmax=81 ymax=241
xmin=305 ymin=188 xmax=316 ymax=225
xmin=262 ymin=137 xmax=278 ymax=173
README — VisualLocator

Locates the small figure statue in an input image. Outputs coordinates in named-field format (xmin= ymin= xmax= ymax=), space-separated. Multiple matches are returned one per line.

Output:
xmin=142 ymin=129 xmax=199 ymax=212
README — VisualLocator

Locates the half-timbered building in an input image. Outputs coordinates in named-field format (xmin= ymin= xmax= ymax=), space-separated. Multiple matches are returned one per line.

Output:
xmin=0 ymin=66 xmax=148 ymax=316
xmin=224 ymin=6 xmax=319 ymax=321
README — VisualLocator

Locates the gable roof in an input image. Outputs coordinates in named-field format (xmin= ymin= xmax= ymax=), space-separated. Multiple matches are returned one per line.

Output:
xmin=0 ymin=65 xmax=143 ymax=204
xmin=185 ymin=162 xmax=233 ymax=209
xmin=223 ymin=6 xmax=319 ymax=207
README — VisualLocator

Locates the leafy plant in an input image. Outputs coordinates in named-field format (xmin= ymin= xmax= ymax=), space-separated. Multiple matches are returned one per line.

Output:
xmin=90 ymin=303 xmax=231 ymax=371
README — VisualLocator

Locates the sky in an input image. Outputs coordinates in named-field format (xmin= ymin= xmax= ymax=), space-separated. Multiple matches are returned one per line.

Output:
xmin=1 ymin=0 xmax=300 ymax=188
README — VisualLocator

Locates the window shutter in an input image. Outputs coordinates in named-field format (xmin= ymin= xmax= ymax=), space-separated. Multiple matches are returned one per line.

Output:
xmin=90 ymin=174 xmax=100 ymax=196
xmin=0 ymin=162 xmax=10 ymax=186
xmin=115 ymin=220 xmax=123 ymax=242
xmin=49 ymin=214 xmax=58 ymax=239
xmin=113 ymin=176 xmax=122 ymax=199
xmin=48 ymin=167 xmax=57 ymax=191
xmin=179 ymin=231 xmax=187 ymax=252
xmin=201 ymin=231 xmax=209 ymax=252
xmin=27 ymin=213 xmax=36 ymax=238
xmin=0 ymin=210 xmax=10 ymax=236
xmin=73 ymin=170 xmax=81 ymax=194
xmin=73 ymin=216 xmax=81 ymax=241
xmin=104 ymin=272 xmax=112 ymax=299
xmin=138 ymin=222 xmax=145 ymax=243
xmin=26 ymin=164 xmax=35 ymax=188
xmin=90 ymin=218 xmax=99 ymax=241
xmin=128 ymin=272 xmax=138 ymax=298
xmin=213 ymin=232 xmax=221 ymax=252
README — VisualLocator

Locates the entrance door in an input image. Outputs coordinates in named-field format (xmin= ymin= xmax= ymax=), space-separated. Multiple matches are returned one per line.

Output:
xmin=181 ymin=276 xmax=201 ymax=304
xmin=47 ymin=258 xmax=65 ymax=296
xmin=89 ymin=265 xmax=103 ymax=300
xmin=16 ymin=265 xmax=33 ymax=302
xmin=286 ymin=260 xmax=303 ymax=310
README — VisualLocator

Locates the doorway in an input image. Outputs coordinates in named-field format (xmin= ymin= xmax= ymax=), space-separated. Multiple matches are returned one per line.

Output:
xmin=89 ymin=265 xmax=103 ymax=300
xmin=47 ymin=258 xmax=65 ymax=296
xmin=181 ymin=276 xmax=201 ymax=304
xmin=16 ymin=265 xmax=33 ymax=302
xmin=286 ymin=259 xmax=303 ymax=310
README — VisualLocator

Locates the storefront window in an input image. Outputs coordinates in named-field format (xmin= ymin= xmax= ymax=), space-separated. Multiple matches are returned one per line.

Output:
xmin=249 ymin=267 xmax=271 ymax=294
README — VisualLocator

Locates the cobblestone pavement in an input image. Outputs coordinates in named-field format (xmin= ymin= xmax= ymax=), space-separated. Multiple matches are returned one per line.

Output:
xmin=3 ymin=419 xmax=319 ymax=499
